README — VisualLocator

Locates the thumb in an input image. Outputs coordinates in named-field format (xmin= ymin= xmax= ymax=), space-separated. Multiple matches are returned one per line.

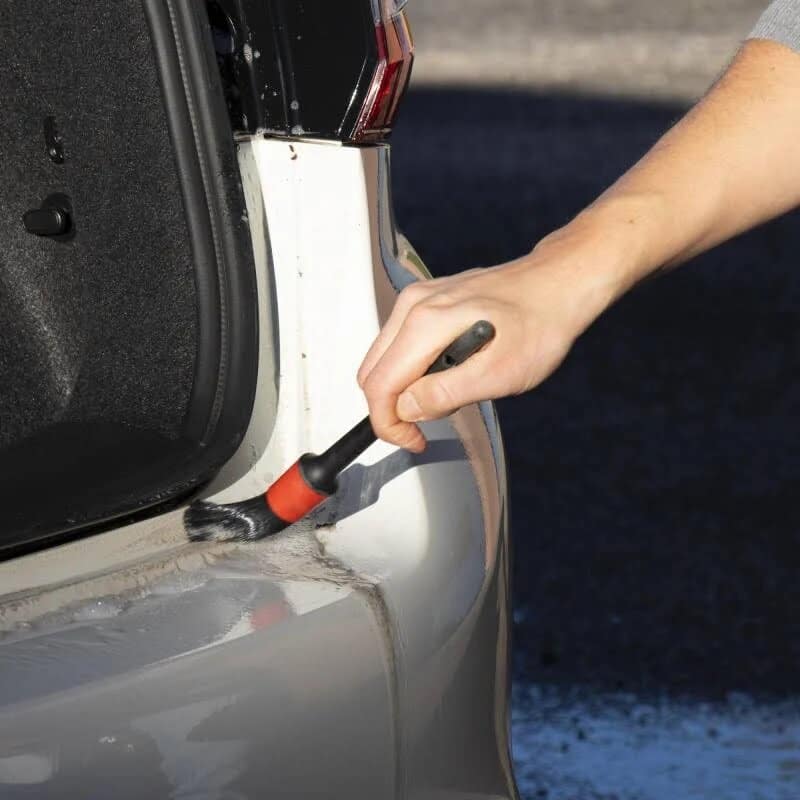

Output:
xmin=396 ymin=353 xmax=494 ymax=422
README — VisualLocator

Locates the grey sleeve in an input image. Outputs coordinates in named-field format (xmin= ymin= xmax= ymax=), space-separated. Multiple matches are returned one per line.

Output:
xmin=749 ymin=0 xmax=800 ymax=52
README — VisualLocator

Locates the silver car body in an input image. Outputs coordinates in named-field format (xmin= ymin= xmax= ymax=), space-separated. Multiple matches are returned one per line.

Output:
xmin=0 ymin=140 xmax=517 ymax=799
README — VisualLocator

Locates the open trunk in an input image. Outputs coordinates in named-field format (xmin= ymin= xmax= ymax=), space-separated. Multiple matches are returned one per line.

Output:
xmin=0 ymin=1 xmax=259 ymax=554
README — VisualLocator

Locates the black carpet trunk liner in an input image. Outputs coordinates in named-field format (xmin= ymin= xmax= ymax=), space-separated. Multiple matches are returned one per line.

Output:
xmin=0 ymin=1 xmax=258 ymax=552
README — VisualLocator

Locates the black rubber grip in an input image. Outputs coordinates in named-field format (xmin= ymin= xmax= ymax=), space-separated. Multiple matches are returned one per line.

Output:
xmin=425 ymin=320 xmax=496 ymax=375
xmin=310 ymin=416 xmax=376 ymax=489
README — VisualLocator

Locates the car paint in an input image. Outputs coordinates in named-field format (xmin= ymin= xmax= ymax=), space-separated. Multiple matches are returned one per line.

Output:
xmin=0 ymin=139 xmax=517 ymax=799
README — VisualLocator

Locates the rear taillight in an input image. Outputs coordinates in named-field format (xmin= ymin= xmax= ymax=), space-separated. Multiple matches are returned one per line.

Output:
xmin=354 ymin=10 xmax=414 ymax=142
xmin=208 ymin=0 xmax=414 ymax=144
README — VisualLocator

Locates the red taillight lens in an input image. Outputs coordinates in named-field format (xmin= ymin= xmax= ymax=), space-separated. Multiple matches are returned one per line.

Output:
xmin=354 ymin=12 xmax=414 ymax=141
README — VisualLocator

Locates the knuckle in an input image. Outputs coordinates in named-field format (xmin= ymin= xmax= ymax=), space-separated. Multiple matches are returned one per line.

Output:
xmin=369 ymin=413 xmax=392 ymax=437
xmin=426 ymin=292 xmax=457 ymax=310
xmin=433 ymin=284 xmax=469 ymax=305
xmin=405 ymin=302 xmax=436 ymax=327
xmin=362 ymin=373 xmax=385 ymax=402
xmin=357 ymin=364 xmax=372 ymax=389
xmin=397 ymin=281 xmax=427 ymax=308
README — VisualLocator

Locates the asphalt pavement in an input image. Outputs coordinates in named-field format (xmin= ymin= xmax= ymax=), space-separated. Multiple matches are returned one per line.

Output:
xmin=391 ymin=2 xmax=800 ymax=797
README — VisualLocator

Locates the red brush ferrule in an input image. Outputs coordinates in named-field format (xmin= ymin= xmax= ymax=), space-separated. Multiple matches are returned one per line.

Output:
xmin=265 ymin=460 xmax=329 ymax=524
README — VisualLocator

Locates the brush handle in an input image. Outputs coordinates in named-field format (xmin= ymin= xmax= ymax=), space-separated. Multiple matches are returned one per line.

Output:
xmin=424 ymin=319 xmax=496 ymax=375
xmin=310 ymin=320 xmax=496 ymax=483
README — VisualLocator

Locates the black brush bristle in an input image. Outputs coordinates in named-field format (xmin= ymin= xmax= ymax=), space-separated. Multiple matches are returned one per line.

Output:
xmin=184 ymin=495 xmax=290 ymax=543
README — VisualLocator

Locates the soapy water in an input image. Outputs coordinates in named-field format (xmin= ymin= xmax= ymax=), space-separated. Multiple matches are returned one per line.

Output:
xmin=512 ymin=683 xmax=800 ymax=800
xmin=0 ymin=525 xmax=369 ymax=674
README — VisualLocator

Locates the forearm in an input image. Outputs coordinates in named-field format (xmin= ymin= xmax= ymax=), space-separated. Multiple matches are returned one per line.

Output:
xmin=545 ymin=38 xmax=800 ymax=301
xmin=359 ymin=23 xmax=800 ymax=448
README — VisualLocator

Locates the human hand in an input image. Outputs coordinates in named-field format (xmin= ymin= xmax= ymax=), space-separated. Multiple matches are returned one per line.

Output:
xmin=358 ymin=230 xmax=626 ymax=451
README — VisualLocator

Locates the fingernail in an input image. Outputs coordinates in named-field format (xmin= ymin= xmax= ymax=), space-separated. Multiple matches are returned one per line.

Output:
xmin=397 ymin=391 xmax=424 ymax=422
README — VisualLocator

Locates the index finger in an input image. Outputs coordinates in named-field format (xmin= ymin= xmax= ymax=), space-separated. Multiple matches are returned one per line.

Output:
xmin=362 ymin=304 xmax=479 ymax=439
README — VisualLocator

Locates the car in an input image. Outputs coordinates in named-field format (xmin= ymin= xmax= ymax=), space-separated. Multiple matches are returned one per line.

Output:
xmin=0 ymin=2 xmax=517 ymax=797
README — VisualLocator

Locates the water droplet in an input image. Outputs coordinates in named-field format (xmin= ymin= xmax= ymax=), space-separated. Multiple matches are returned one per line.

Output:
xmin=290 ymin=125 xmax=305 ymax=136
xmin=290 ymin=100 xmax=300 ymax=111
xmin=242 ymin=43 xmax=253 ymax=63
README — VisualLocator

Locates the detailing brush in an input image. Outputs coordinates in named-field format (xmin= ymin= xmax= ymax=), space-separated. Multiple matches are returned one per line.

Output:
xmin=184 ymin=320 xmax=495 ymax=543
